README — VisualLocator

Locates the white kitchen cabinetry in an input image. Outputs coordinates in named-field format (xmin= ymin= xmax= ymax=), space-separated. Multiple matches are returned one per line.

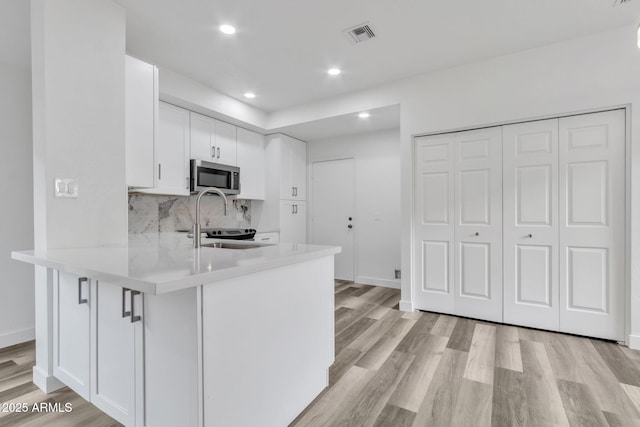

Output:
xmin=280 ymin=201 xmax=307 ymax=244
xmin=276 ymin=134 xmax=306 ymax=200
xmin=190 ymin=112 xmax=237 ymax=166
xmin=53 ymin=272 xmax=91 ymax=400
xmin=236 ymin=127 xmax=266 ymax=200
xmin=260 ymin=134 xmax=308 ymax=242
xmin=125 ymin=55 xmax=157 ymax=189
xmin=154 ymin=102 xmax=191 ymax=196
xmin=215 ymin=120 xmax=237 ymax=165
xmin=52 ymin=271 xmax=198 ymax=427
xmin=413 ymin=109 xmax=626 ymax=341
xmin=253 ymin=232 xmax=279 ymax=244
xmin=90 ymin=282 xmax=143 ymax=427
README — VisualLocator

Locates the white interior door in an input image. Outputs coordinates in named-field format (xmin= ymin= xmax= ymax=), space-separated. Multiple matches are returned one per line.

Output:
xmin=559 ymin=109 xmax=625 ymax=340
xmin=311 ymin=159 xmax=355 ymax=280
xmin=503 ymin=119 xmax=559 ymax=330
xmin=413 ymin=134 xmax=455 ymax=314
xmin=453 ymin=127 xmax=503 ymax=322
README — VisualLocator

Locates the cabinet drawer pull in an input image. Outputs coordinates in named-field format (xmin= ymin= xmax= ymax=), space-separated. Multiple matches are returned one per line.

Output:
xmin=78 ymin=277 xmax=88 ymax=305
xmin=292 ymin=186 xmax=295 ymax=197
xmin=131 ymin=290 xmax=142 ymax=323
xmin=158 ymin=163 xmax=162 ymax=180
xmin=217 ymin=147 xmax=220 ymax=159
xmin=211 ymin=146 xmax=216 ymax=158
xmin=122 ymin=288 xmax=131 ymax=318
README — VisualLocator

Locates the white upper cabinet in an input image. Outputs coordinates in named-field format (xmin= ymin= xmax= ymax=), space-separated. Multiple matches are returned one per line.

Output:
xmin=190 ymin=112 xmax=215 ymax=162
xmin=277 ymin=135 xmax=306 ymax=200
xmin=152 ymin=102 xmax=190 ymax=196
xmin=190 ymin=112 xmax=237 ymax=166
xmin=236 ymin=127 xmax=265 ymax=200
xmin=215 ymin=120 xmax=237 ymax=166
xmin=125 ymin=55 xmax=157 ymax=189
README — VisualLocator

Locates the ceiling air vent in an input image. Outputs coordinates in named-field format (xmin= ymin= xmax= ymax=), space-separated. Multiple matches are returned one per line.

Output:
xmin=343 ymin=23 xmax=376 ymax=44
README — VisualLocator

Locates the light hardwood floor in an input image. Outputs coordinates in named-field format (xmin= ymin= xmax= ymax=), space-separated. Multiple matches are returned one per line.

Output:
xmin=2 ymin=281 xmax=640 ymax=426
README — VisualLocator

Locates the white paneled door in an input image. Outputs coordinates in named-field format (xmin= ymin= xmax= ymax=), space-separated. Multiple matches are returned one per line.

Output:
xmin=414 ymin=128 xmax=503 ymax=322
xmin=414 ymin=134 xmax=455 ymax=314
xmin=453 ymin=128 xmax=503 ymax=322
xmin=503 ymin=119 xmax=559 ymax=330
xmin=311 ymin=159 xmax=355 ymax=281
xmin=559 ymin=110 xmax=625 ymax=340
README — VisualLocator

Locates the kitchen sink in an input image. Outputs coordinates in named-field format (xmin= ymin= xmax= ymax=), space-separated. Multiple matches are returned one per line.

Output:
xmin=202 ymin=242 xmax=264 ymax=250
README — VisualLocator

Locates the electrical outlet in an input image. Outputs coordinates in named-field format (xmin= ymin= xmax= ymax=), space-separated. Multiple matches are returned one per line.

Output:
xmin=54 ymin=178 xmax=78 ymax=198
xmin=395 ymin=269 xmax=401 ymax=279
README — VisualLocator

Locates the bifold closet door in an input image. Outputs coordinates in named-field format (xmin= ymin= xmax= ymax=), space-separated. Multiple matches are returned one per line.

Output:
xmin=413 ymin=134 xmax=455 ymax=314
xmin=453 ymin=127 xmax=503 ymax=322
xmin=413 ymin=128 xmax=503 ymax=322
xmin=503 ymin=119 xmax=559 ymax=331
xmin=559 ymin=110 xmax=625 ymax=341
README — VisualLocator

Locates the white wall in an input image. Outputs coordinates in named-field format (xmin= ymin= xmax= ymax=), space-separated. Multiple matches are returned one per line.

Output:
xmin=29 ymin=0 xmax=128 ymax=387
xmin=307 ymin=129 xmax=401 ymax=288
xmin=266 ymin=25 xmax=640 ymax=346
xmin=0 ymin=62 xmax=35 ymax=348
xmin=31 ymin=0 xmax=128 ymax=249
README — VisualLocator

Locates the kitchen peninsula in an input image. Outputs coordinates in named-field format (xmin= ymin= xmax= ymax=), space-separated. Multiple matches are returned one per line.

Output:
xmin=12 ymin=233 xmax=340 ymax=427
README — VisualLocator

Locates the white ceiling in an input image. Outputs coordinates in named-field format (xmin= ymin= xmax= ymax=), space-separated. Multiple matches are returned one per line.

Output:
xmin=116 ymin=0 xmax=640 ymax=113
xmin=3 ymin=0 xmax=640 ymax=140
xmin=272 ymin=105 xmax=400 ymax=141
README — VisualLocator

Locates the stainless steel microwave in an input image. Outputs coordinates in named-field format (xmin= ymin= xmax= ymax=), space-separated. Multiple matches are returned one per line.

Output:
xmin=190 ymin=160 xmax=240 ymax=194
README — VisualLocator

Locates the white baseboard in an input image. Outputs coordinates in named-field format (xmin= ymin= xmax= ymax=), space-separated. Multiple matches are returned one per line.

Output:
xmin=32 ymin=366 xmax=65 ymax=393
xmin=0 ymin=327 xmax=35 ymax=350
xmin=355 ymin=276 xmax=400 ymax=289
xmin=399 ymin=300 xmax=414 ymax=312
xmin=628 ymin=334 xmax=640 ymax=350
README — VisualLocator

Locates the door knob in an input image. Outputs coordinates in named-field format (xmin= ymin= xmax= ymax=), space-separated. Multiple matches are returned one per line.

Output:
xmin=348 ymin=217 xmax=352 ymax=221
xmin=526 ymin=233 xmax=533 ymax=238
xmin=474 ymin=232 xmax=479 ymax=236
xmin=348 ymin=224 xmax=353 ymax=229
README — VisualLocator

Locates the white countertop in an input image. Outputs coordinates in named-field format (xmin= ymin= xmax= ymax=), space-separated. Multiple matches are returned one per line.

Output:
xmin=12 ymin=233 xmax=341 ymax=295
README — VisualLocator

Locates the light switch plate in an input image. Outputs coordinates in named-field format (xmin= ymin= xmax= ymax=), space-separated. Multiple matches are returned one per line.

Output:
xmin=54 ymin=178 xmax=78 ymax=198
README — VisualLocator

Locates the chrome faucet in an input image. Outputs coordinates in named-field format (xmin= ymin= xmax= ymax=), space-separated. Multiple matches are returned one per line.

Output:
xmin=193 ymin=187 xmax=228 ymax=249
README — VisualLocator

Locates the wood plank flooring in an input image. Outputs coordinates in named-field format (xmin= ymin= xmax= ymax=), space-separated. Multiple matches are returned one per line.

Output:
xmin=291 ymin=281 xmax=640 ymax=427
xmin=2 ymin=281 xmax=640 ymax=426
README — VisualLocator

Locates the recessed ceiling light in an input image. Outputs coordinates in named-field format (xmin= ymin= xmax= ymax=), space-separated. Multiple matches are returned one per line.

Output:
xmin=358 ymin=112 xmax=370 ymax=118
xmin=219 ymin=24 xmax=236 ymax=35
xmin=328 ymin=68 xmax=341 ymax=76
xmin=244 ymin=92 xmax=256 ymax=99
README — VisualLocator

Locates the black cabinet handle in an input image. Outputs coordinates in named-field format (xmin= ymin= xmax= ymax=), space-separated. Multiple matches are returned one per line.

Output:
xmin=131 ymin=290 xmax=142 ymax=323
xmin=78 ymin=277 xmax=88 ymax=305
xmin=122 ymin=288 xmax=131 ymax=318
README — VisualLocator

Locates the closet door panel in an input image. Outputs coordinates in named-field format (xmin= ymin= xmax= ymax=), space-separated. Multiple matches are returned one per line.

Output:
xmin=503 ymin=119 xmax=559 ymax=330
xmin=453 ymin=127 xmax=503 ymax=322
xmin=413 ymin=135 xmax=455 ymax=314
xmin=559 ymin=110 xmax=625 ymax=340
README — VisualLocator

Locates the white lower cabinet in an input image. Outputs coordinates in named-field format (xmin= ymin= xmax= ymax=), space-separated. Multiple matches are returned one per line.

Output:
xmin=53 ymin=272 xmax=91 ymax=400
xmin=280 ymin=200 xmax=307 ymax=244
xmin=90 ymin=282 xmax=143 ymax=427
xmin=413 ymin=109 xmax=626 ymax=340
xmin=53 ymin=271 xmax=199 ymax=427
